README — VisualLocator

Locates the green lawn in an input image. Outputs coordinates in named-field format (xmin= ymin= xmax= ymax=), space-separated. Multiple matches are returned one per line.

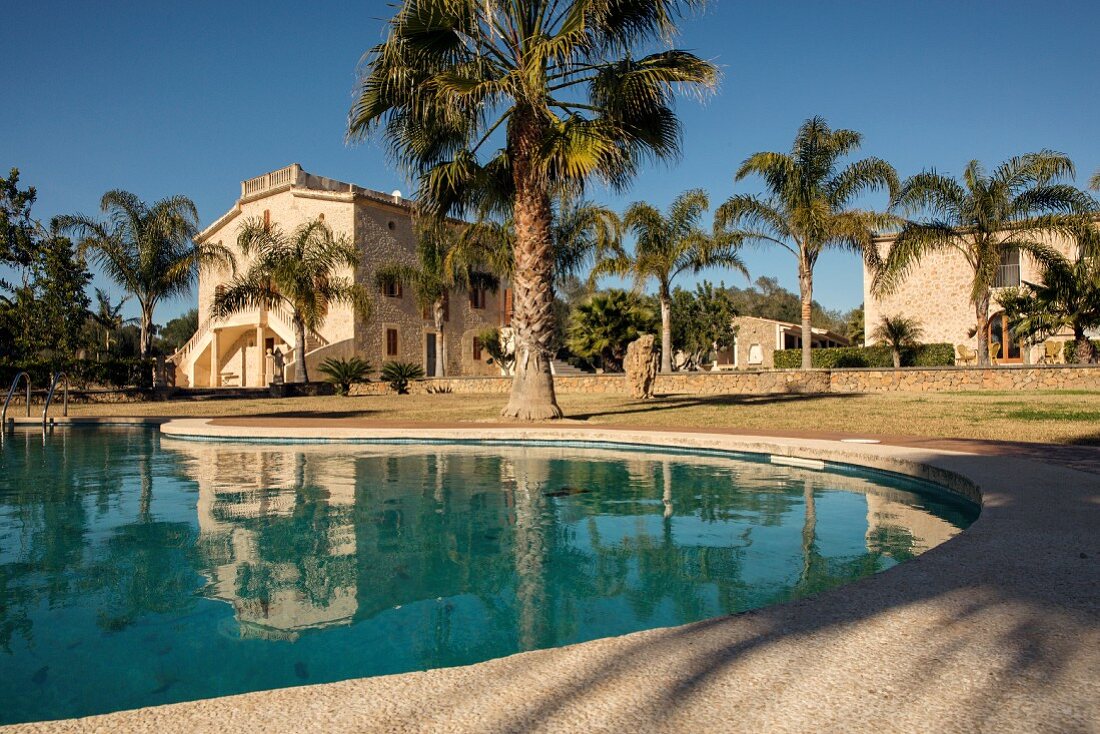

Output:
xmin=61 ymin=389 xmax=1100 ymax=445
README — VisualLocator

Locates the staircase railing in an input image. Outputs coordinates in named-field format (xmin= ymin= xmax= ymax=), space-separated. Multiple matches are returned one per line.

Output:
xmin=2 ymin=372 xmax=31 ymax=426
xmin=270 ymin=304 xmax=329 ymax=348
xmin=42 ymin=372 xmax=69 ymax=429
xmin=172 ymin=317 xmax=215 ymax=364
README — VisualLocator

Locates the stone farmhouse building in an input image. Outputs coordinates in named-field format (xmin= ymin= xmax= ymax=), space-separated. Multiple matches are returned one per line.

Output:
xmin=863 ymin=220 xmax=1099 ymax=364
xmin=172 ymin=165 xmax=510 ymax=387
xmin=711 ymin=316 xmax=849 ymax=370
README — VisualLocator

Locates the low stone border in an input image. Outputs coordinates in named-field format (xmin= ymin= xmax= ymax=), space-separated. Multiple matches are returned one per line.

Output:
xmin=6 ymin=420 xmax=1097 ymax=733
xmin=349 ymin=363 xmax=1100 ymax=396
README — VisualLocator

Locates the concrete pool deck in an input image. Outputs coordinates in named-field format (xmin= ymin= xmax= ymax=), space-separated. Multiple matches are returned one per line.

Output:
xmin=7 ymin=419 xmax=1099 ymax=733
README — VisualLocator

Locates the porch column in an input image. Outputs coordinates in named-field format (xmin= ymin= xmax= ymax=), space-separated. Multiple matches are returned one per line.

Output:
xmin=210 ymin=328 xmax=221 ymax=387
xmin=255 ymin=325 xmax=265 ymax=386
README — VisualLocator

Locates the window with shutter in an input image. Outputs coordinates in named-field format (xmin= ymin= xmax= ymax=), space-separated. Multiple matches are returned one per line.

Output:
xmin=473 ymin=337 xmax=483 ymax=361
xmin=385 ymin=328 xmax=398 ymax=356
xmin=504 ymin=288 xmax=513 ymax=326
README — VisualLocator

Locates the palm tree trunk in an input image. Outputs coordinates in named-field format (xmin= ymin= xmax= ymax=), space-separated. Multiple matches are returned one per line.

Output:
xmin=139 ymin=304 xmax=154 ymax=358
xmin=798 ymin=261 xmax=813 ymax=370
xmin=975 ymin=292 xmax=991 ymax=366
xmin=1073 ymin=325 xmax=1097 ymax=364
xmin=501 ymin=109 xmax=563 ymax=420
xmin=434 ymin=301 xmax=446 ymax=377
xmin=294 ymin=317 xmax=309 ymax=383
xmin=659 ymin=289 xmax=672 ymax=373
xmin=892 ymin=348 xmax=901 ymax=369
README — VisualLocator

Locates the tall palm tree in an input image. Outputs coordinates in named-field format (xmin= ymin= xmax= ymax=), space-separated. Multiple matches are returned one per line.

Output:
xmin=59 ymin=191 xmax=232 ymax=357
xmin=210 ymin=218 xmax=371 ymax=383
xmin=874 ymin=152 xmax=1095 ymax=365
xmin=871 ymin=315 xmax=923 ymax=368
xmin=90 ymin=287 xmax=136 ymax=356
xmin=375 ymin=222 xmax=498 ymax=377
xmin=594 ymin=189 xmax=746 ymax=372
xmin=348 ymin=0 xmax=717 ymax=420
xmin=998 ymin=223 xmax=1100 ymax=364
xmin=716 ymin=117 xmax=899 ymax=370
xmin=1090 ymin=169 xmax=1100 ymax=192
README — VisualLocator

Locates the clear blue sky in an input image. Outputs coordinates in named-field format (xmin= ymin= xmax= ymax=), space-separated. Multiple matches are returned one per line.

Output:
xmin=3 ymin=0 xmax=1097 ymax=322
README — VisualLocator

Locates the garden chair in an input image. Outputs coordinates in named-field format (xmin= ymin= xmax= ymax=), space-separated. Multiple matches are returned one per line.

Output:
xmin=1041 ymin=340 xmax=1062 ymax=365
xmin=955 ymin=344 xmax=977 ymax=366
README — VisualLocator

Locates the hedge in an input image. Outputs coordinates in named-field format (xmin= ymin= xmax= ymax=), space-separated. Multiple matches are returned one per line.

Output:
xmin=0 ymin=359 xmax=155 ymax=390
xmin=773 ymin=343 xmax=955 ymax=369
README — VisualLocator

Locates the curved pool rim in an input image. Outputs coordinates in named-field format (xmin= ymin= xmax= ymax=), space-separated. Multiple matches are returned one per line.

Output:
xmin=159 ymin=418 xmax=984 ymax=507
xmin=7 ymin=419 xmax=1097 ymax=733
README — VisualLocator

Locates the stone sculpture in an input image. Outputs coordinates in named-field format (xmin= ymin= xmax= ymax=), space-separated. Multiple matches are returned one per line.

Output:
xmin=625 ymin=334 xmax=659 ymax=399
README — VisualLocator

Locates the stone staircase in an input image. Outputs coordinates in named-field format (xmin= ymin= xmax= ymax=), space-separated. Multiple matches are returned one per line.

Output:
xmin=550 ymin=359 xmax=588 ymax=376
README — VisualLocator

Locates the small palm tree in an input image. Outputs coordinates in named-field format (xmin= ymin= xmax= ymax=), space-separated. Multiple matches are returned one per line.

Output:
xmin=349 ymin=0 xmax=717 ymax=420
xmin=871 ymin=315 xmax=924 ymax=368
xmin=90 ymin=288 xmax=136 ymax=356
xmin=716 ymin=117 xmax=900 ymax=370
xmin=567 ymin=290 xmax=657 ymax=372
xmin=1090 ymin=169 xmax=1100 ymax=191
xmin=60 ymin=191 xmax=232 ymax=357
xmin=318 ymin=356 xmax=373 ymax=396
xmin=381 ymin=361 xmax=424 ymax=395
xmin=211 ymin=218 xmax=371 ymax=383
xmin=375 ymin=222 xmax=497 ymax=377
xmin=595 ymin=190 xmax=746 ymax=372
xmin=874 ymin=151 xmax=1094 ymax=365
xmin=998 ymin=223 xmax=1100 ymax=364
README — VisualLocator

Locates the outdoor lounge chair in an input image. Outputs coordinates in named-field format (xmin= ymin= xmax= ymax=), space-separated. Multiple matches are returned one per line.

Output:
xmin=1041 ymin=340 xmax=1062 ymax=365
xmin=955 ymin=344 xmax=977 ymax=366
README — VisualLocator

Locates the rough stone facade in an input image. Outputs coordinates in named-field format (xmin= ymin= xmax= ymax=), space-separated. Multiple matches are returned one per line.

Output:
xmin=180 ymin=165 xmax=508 ymax=386
xmin=351 ymin=365 xmax=1100 ymax=396
xmin=864 ymin=226 xmax=1089 ymax=363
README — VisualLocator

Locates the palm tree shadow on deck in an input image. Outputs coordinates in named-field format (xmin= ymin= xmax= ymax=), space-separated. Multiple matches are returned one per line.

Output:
xmin=567 ymin=392 xmax=837 ymax=421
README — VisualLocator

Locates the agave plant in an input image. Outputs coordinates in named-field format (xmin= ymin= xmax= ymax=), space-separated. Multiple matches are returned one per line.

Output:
xmin=318 ymin=356 xmax=373 ymax=396
xmin=871 ymin=315 xmax=924 ymax=368
xmin=381 ymin=361 xmax=425 ymax=395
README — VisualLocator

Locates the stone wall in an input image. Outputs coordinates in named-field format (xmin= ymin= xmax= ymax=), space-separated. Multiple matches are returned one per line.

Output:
xmin=350 ymin=364 xmax=1100 ymax=396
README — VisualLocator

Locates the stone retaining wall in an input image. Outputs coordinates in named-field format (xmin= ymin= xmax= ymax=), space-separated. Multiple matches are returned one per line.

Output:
xmin=349 ymin=364 xmax=1100 ymax=396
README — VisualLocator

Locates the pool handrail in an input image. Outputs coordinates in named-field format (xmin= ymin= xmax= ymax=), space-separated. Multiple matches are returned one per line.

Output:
xmin=42 ymin=372 xmax=70 ymax=429
xmin=2 ymin=372 xmax=32 ymax=426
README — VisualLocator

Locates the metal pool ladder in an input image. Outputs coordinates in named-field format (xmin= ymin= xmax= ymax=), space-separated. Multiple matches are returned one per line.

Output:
xmin=2 ymin=372 xmax=31 ymax=428
xmin=42 ymin=372 xmax=69 ymax=429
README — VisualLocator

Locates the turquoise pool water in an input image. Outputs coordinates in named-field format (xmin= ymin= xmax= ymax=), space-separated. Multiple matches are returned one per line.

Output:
xmin=0 ymin=427 xmax=977 ymax=724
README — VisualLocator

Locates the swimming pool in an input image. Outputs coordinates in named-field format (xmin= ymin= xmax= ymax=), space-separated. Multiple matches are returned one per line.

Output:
xmin=0 ymin=426 xmax=977 ymax=724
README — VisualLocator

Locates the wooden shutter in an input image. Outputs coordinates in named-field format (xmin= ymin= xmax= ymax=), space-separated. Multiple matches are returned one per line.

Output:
xmin=504 ymin=288 xmax=513 ymax=326
xmin=473 ymin=337 xmax=483 ymax=361
xmin=386 ymin=328 xmax=398 ymax=356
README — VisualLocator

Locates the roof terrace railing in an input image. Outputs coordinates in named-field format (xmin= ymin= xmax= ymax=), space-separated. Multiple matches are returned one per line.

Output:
xmin=241 ymin=164 xmax=302 ymax=198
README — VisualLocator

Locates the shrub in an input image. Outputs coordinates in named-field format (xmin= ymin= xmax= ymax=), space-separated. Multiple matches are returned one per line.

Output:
xmin=1063 ymin=340 xmax=1100 ymax=363
xmin=317 ymin=356 xmax=372 ymax=396
xmin=773 ymin=343 xmax=955 ymax=369
xmin=380 ymin=361 xmax=424 ymax=394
